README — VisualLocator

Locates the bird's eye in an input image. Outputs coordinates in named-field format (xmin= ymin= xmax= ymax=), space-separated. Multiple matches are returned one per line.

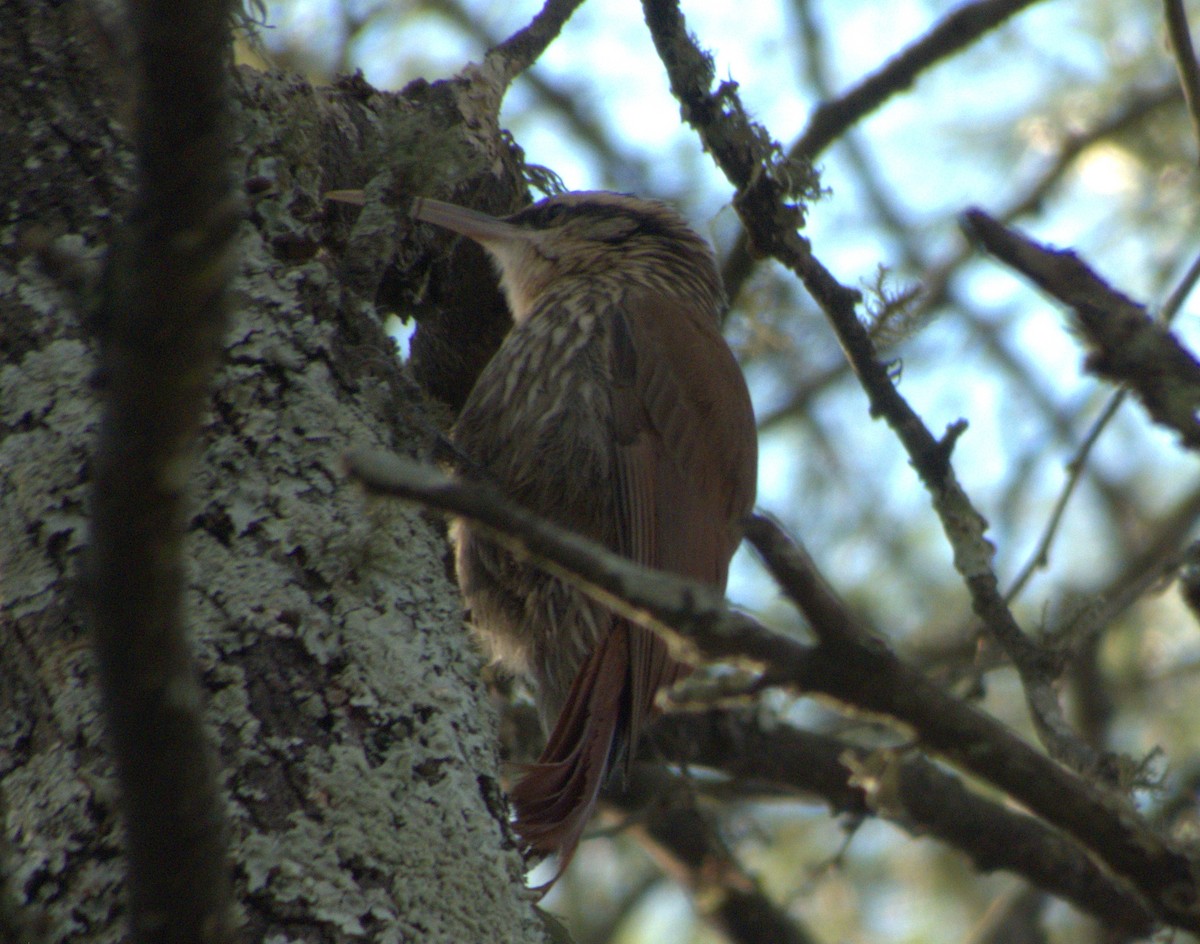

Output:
xmin=541 ymin=204 xmax=567 ymax=223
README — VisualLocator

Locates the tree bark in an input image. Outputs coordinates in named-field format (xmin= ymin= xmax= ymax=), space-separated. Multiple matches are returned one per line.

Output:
xmin=0 ymin=2 xmax=544 ymax=940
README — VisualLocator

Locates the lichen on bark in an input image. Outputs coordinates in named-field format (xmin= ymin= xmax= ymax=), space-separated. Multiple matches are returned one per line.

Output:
xmin=1 ymin=2 xmax=546 ymax=940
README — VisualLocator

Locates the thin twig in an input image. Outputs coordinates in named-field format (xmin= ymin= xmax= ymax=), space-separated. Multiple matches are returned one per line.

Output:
xmin=1161 ymin=244 xmax=1200 ymax=321
xmin=1075 ymin=487 xmax=1200 ymax=643
xmin=915 ymin=483 xmax=1200 ymax=681
xmin=1164 ymin=0 xmax=1200 ymax=161
xmin=1004 ymin=391 xmax=1126 ymax=602
xmin=722 ymin=0 xmax=1055 ymax=301
xmin=739 ymin=512 xmax=875 ymax=649
xmin=796 ymin=0 xmax=1048 ymax=160
xmin=650 ymin=711 xmax=1154 ymax=936
xmin=1004 ymin=244 xmax=1200 ymax=600
xmin=745 ymin=85 xmax=1180 ymax=447
xmin=424 ymin=0 xmax=651 ymax=190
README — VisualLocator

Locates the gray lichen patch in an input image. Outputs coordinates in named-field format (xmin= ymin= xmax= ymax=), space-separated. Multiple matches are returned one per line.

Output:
xmin=3 ymin=41 xmax=546 ymax=942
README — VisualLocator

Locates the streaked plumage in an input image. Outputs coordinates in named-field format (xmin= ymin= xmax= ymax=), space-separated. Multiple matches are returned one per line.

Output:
xmin=413 ymin=191 xmax=757 ymax=880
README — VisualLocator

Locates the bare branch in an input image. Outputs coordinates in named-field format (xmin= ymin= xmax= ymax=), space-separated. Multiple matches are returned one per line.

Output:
xmin=739 ymin=513 xmax=874 ymax=649
xmin=428 ymin=0 xmax=651 ymax=190
xmin=1164 ymin=0 xmax=1200 ymax=160
xmin=641 ymin=0 xmax=1096 ymax=775
xmin=88 ymin=0 xmax=240 ymax=939
xmin=650 ymin=711 xmax=1155 ymax=937
xmin=1161 ymin=243 xmax=1200 ymax=320
xmin=1073 ymin=487 xmax=1200 ymax=643
xmin=345 ymin=451 xmax=1200 ymax=932
xmin=1003 ymin=242 xmax=1200 ymax=601
xmin=1004 ymin=391 xmax=1127 ymax=602
xmin=795 ymin=0 xmax=1048 ymax=161
xmin=1004 ymin=243 xmax=1200 ymax=601
xmin=913 ymin=483 xmax=1200 ymax=685
xmin=963 ymin=209 xmax=1200 ymax=451
xmin=974 ymin=137 xmax=1190 ymax=602
xmin=722 ymin=0 xmax=1060 ymax=301
xmin=346 ymin=449 xmax=763 ymax=668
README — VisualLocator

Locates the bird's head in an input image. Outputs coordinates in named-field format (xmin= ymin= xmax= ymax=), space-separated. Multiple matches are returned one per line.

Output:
xmin=413 ymin=191 xmax=722 ymax=323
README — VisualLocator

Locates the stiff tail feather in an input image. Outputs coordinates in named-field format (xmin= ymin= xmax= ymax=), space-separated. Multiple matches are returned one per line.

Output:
xmin=509 ymin=623 xmax=634 ymax=884
xmin=510 ymin=620 xmax=688 ymax=888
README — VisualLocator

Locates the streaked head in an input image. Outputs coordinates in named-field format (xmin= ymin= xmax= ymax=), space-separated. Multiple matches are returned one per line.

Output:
xmin=412 ymin=191 xmax=722 ymax=323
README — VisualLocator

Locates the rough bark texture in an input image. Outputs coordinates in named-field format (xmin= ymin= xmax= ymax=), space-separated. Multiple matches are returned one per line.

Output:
xmin=0 ymin=2 xmax=544 ymax=941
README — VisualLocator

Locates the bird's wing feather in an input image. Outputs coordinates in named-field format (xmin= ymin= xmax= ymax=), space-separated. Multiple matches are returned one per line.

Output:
xmin=510 ymin=291 xmax=756 ymax=878
xmin=610 ymin=294 xmax=757 ymax=752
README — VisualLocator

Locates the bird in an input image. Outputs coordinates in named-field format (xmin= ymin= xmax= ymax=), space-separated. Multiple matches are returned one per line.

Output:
xmin=412 ymin=190 xmax=758 ymax=880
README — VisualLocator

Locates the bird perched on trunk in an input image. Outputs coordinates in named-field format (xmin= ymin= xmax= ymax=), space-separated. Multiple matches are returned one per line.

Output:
xmin=412 ymin=191 xmax=757 ymax=880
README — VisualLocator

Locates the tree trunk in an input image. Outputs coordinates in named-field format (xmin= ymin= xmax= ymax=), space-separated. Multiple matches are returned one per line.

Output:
xmin=0 ymin=2 xmax=543 ymax=940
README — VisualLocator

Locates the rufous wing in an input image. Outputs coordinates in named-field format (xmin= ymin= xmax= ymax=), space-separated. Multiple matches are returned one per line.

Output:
xmin=510 ymin=291 xmax=757 ymax=879
xmin=609 ymin=295 xmax=756 ymax=753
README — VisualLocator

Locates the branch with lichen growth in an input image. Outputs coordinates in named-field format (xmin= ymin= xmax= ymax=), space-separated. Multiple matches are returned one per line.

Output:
xmin=722 ymin=0 xmax=1053 ymax=300
xmin=639 ymin=0 xmax=1099 ymax=777
xmin=460 ymin=0 xmax=588 ymax=117
xmin=795 ymin=0 xmax=1049 ymax=160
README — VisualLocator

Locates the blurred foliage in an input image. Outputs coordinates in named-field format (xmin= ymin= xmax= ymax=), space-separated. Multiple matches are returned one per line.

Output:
xmin=250 ymin=0 xmax=1200 ymax=941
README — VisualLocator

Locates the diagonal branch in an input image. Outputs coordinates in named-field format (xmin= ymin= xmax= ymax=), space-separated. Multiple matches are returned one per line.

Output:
xmin=722 ymin=0 xmax=1051 ymax=301
xmin=794 ymin=0 xmax=1048 ymax=161
xmin=346 ymin=450 xmax=1200 ymax=932
xmin=1002 ymin=237 xmax=1200 ymax=601
xmin=963 ymin=209 xmax=1200 ymax=451
xmin=425 ymin=0 xmax=588 ymax=164
xmin=640 ymin=0 xmax=1096 ymax=776
xmin=347 ymin=449 xmax=759 ymax=667
xmin=431 ymin=0 xmax=650 ymax=190
xmin=649 ymin=710 xmax=1155 ymax=936
xmin=1003 ymin=391 xmax=1126 ymax=602
xmin=1164 ymin=0 xmax=1200 ymax=160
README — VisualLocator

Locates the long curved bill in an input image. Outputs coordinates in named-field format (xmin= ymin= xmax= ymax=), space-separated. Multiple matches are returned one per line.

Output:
xmin=411 ymin=198 xmax=529 ymax=244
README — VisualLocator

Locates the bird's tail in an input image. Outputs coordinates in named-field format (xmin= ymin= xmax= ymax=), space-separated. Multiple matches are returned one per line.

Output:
xmin=508 ymin=621 xmax=635 ymax=886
